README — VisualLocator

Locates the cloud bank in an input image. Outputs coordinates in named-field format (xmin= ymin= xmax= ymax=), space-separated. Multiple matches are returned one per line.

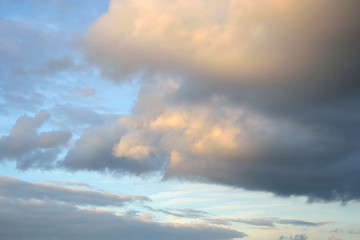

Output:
xmin=0 ymin=176 xmax=246 ymax=240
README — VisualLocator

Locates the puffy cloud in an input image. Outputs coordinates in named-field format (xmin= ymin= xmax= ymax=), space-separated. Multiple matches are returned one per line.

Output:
xmin=0 ymin=197 xmax=247 ymax=240
xmin=0 ymin=176 xmax=149 ymax=207
xmin=329 ymin=236 xmax=341 ymax=240
xmin=63 ymin=76 xmax=360 ymax=202
xmin=36 ymin=130 xmax=72 ymax=148
xmin=0 ymin=110 xmax=71 ymax=169
xmin=62 ymin=119 xmax=165 ymax=175
xmin=63 ymin=0 xmax=360 ymax=202
xmin=85 ymin=0 xmax=360 ymax=84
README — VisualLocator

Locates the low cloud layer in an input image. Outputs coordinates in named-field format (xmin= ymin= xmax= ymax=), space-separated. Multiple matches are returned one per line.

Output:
xmin=0 ymin=176 xmax=246 ymax=240
xmin=0 ymin=176 xmax=149 ymax=207
xmin=0 ymin=197 xmax=246 ymax=240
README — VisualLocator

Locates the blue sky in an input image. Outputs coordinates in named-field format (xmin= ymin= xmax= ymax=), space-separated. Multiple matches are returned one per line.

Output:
xmin=1 ymin=1 xmax=360 ymax=240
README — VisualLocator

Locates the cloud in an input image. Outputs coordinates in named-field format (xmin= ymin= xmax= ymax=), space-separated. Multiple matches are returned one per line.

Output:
xmin=329 ymin=236 xmax=341 ymax=240
xmin=85 ymin=0 xmax=360 ymax=84
xmin=71 ymin=0 xmax=360 ymax=202
xmin=0 ymin=0 xmax=107 ymax=116
xmin=275 ymin=219 xmax=326 ymax=227
xmin=0 ymin=110 xmax=71 ymax=169
xmin=0 ymin=176 xmax=149 ymax=207
xmin=145 ymin=206 xmax=210 ymax=219
xmin=207 ymin=217 xmax=326 ymax=228
xmin=52 ymin=104 xmax=120 ymax=128
xmin=62 ymin=119 xmax=166 ymax=175
xmin=62 ymin=73 xmax=360 ymax=202
xmin=45 ymin=180 xmax=94 ymax=188
xmin=145 ymin=205 xmax=325 ymax=228
xmin=0 ymin=17 xmax=71 ymax=114
xmin=0 ymin=197 xmax=247 ymax=240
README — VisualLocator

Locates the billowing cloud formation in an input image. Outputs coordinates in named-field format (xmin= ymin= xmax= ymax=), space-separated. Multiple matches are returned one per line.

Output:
xmin=69 ymin=0 xmax=360 ymax=202
xmin=85 ymin=0 xmax=360 ymax=83
xmin=0 ymin=194 xmax=246 ymax=240
xmin=63 ymin=76 xmax=360 ymax=202
xmin=0 ymin=176 xmax=149 ymax=207
xmin=0 ymin=110 xmax=71 ymax=169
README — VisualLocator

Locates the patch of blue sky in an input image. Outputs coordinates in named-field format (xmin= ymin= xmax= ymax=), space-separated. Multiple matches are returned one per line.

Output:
xmin=0 ymin=0 xmax=109 ymax=34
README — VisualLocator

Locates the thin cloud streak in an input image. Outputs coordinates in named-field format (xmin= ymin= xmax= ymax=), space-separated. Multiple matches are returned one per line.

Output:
xmin=0 ymin=176 xmax=149 ymax=207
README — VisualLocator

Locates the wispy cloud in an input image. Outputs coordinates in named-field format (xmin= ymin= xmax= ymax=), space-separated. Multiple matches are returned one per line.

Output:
xmin=0 ymin=176 xmax=149 ymax=207
xmin=145 ymin=206 xmax=210 ymax=219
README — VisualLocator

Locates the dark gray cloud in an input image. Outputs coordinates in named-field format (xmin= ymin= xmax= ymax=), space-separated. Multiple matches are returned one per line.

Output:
xmin=0 ymin=197 xmax=246 ymax=240
xmin=0 ymin=176 xmax=149 ymax=207
xmin=0 ymin=110 xmax=71 ymax=169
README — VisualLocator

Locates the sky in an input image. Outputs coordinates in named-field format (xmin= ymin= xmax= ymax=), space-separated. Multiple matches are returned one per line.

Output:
xmin=0 ymin=0 xmax=360 ymax=239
